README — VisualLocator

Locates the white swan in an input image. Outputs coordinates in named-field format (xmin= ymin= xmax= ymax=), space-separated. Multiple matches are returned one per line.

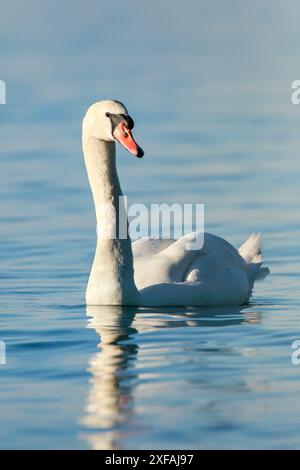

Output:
xmin=83 ymin=100 xmax=269 ymax=306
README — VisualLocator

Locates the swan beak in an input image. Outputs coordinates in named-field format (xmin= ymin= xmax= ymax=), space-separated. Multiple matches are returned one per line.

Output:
xmin=113 ymin=122 xmax=144 ymax=158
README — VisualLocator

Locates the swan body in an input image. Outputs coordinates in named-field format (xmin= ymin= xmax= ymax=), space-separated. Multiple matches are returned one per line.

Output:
xmin=83 ymin=100 xmax=269 ymax=307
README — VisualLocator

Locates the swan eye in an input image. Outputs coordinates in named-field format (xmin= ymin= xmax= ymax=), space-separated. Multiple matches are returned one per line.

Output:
xmin=105 ymin=112 xmax=110 ymax=117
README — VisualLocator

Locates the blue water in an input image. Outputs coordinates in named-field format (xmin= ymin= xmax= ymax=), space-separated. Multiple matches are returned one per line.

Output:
xmin=1 ymin=0 xmax=300 ymax=449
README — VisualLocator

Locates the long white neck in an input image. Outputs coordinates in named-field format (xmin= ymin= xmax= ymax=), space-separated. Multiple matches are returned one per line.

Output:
xmin=83 ymin=132 xmax=140 ymax=305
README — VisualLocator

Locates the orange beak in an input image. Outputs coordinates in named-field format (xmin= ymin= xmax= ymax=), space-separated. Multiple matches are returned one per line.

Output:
xmin=113 ymin=122 xmax=144 ymax=158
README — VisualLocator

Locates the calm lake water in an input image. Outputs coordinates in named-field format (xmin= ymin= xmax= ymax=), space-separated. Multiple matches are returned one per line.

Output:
xmin=1 ymin=0 xmax=300 ymax=449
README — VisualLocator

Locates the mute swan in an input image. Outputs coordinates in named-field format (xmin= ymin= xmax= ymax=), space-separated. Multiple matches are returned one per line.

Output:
xmin=83 ymin=100 xmax=269 ymax=306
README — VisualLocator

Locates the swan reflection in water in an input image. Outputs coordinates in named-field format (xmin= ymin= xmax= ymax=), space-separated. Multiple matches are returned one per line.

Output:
xmin=81 ymin=305 xmax=138 ymax=450
xmin=81 ymin=305 xmax=262 ymax=450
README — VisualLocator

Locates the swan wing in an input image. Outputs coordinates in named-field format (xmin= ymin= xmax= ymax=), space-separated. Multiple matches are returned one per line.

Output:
xmin=132 ymin=237 xmax=175 ymax=257
xmin=133 ymin=232 xmax=244 ymax=288
xmin=133 ymin=232 xmax=269 ymax=306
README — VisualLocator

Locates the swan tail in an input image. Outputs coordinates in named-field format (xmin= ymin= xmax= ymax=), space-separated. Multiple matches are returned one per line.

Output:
xmin=238 ymin=233 xmax=270 ymax=284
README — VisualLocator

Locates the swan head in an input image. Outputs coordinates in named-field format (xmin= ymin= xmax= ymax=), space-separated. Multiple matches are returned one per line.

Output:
xmin=83 ymin=100 xmax=144 ymax=158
